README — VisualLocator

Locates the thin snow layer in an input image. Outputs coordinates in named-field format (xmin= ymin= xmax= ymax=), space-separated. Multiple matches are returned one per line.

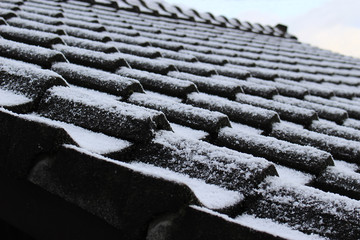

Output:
xmin=273 ymin=164 xmax=314 ymax=186
xmin=46 ymin=85 xmax=159 ymax=119
xmin=24 ymin=113 xmax=132 ymax=154
xmin=230 ymin=121 xmax=263 ymax=135
xmin=310 ymin=119 xmax=360 ymax=141
xmin=154 ymin=131 xmax=273 ymax=180
xmin=260 ymin=177 xmax=360 ymax=226
xmin=170 ymin=123 xmax=208 ymax=140
xmin=235 ymin=215 xmax=326 ymax=240
xmin=144 ymin=90 xmax=182 ymax=103
xmin=130 ymin=162 xmax=244 ymax=209
xmin=0 ymin=38 xmax=61 ymax=61
xmin=0 ymin=89 xmax=32 ymax=106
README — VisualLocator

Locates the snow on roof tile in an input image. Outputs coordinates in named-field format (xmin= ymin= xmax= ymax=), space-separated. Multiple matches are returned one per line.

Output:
xmin=1 ymin=0 xmax=360 ymax=238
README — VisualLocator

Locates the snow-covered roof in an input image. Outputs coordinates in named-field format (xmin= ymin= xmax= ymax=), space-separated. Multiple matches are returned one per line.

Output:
xmin=0 ymin=0 xmax=360 ymax=239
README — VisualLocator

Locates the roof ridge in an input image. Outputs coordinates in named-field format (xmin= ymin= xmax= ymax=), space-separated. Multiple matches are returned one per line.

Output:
xmin=70 ymin=0 xmax=297 ymax=39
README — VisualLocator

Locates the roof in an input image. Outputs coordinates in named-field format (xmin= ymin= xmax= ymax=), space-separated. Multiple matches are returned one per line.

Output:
xmin=0 ymin=0 xmax=360 ymax=239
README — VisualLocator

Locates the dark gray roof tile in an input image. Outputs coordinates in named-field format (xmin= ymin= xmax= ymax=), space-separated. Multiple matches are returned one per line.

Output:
xmin=305 ymin=95 xmax=360 ymax=120
xmin=29 ymin=144 xmax=198 ymax=239
xmin=309 ymin=119 xmax=360 ymax=142
xmin=218 ymin=127 xmax=333 ymax=174
xmin=0 ymin=25 xmax=64 ymax=48
xmin=163 ymin=58 xmax=216 ymax=76
xmin=213 ymin=75 xmax=278 ymax=99
xmin=131 ymin=130 xmax=277 ymax=194
xmin=271 ymin=122 xmax=360 ymax=163
xmin=0 ymin=57 xmax=68 ymax=102
xmin=109 ymin=32 xmax=149 ymax=46
xmin=62 ymin=25 xmax=111 ymax=42
xmin=20 ymin=5 xmax=64 ymax=18
xmin=168 ymin=71 xmax=243 ymax=99
xmin=128 ymin=93 xmax=230 ymax=134
xmin=236 ymin=93 xmax=318 ymax=125
xmin=17 ymin=11 xmax=64 ymax=25
xmin=0 ymin=38 xmax=66 ymax=68
xmin=116 ymin=67 xmax=197 ymax=98
xmin=52 ymin=44 xmax=128 ymax=71
xmin=116 ymin=52 xmax=175 ymax=74
xmin=6 ymin=17 xmax=65 ymax=35
xmin=275 ymin=78 xmax=334 ymax=98
xmin=273 ymin=95 xmax=348 ymax=124
xmin=51 ymin=62 xmax=143 ymax=97
xmin=313 ymin=162 xmax=360 ymax=200
xmin=62 ymin=35 xmax=118 ymax=53
xmin=247 ymin=179 xmax=360 ymax=240
xmin=63 ymin=18 xmax=105 ymax=32
xmin=156 ymin=47 xmax=197 ymax=62
xmin=110 ymin=41 xmax=160 ymax=58
xmin=186 ymin=92 xmax=280 ymax=130
xmin=38 ymin=86 xmax=171 ymax=142
xmin=105 ymin=25 xmax=139 ymax=36
xmin=248 ymin=78 xmax=308 ymax=99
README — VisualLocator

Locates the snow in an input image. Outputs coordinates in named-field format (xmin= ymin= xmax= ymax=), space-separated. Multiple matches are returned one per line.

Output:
xmin=0 ymin=89 xmax=32 ymax=106
xmin=24 ymin=113 xmax=132 ymax=154
xmin=116 ymin=67 xmax=196 ymax=96
xmin=0 ymin=38 xmax=63 ymax=64
xmin=309 ymin=119 xmax=360 ymax=141
xmin=263 ymin=176 xmax=360 ymax=215
xmin=219 ymin=126 xmax=333 ymax=174
xmin=154 ymin=130 xmax=273 ymax=176
xmin=236 ymin=93 xmax=317 ymax=124
xmin=7 ymin=17 xmax=64 ymax=34
xmin=130 ymin=162 xmax=244 ymax=209
xmin=187 ymin=92 xmax=279 ymax=127
xmin=170 ymin=122 xmax=208 ymax=140
xmin=235 ymin=215 xmax=326 ymax=240
xmin=45 ymin=85 xmax=162 ymax=119
xmin=230 ymin=121 xmax=263 ymax=135
xmin=168 ymin=71 xmax=242 ymax=97
xmin=273 ymin=164 xmax=314 ymax=186
xmin=128 ymin=92 xmax=229 ymax=131
xmin=273 ymin=95 xmax=348 ymax=122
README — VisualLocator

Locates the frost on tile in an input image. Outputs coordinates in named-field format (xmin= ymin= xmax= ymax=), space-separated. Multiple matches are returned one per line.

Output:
xmin=128 ymin=92 xmax=230 ymax=133
xmin=271 ymin=122 xmax=360 ymax=164
xmin=0 ymin=25 xmax=64 ymax=48
xmin=309 ymin=119 xmax=360 ymax=141
xmin=52 ymin=44 xmax=127 ymax=71
xmin=116 ymin=67 xmax=197 ymax=98
xmin=236 ymin=93 xmax=318 ymax=125
xmin=51 ymin=62 xmax=143 ymax=97
xmin=187 ymin=92 xmax=279 ymax=129
xmin=168 ymin=71 xmax=243 ymax=98
xmin=130 ymin=162 xmax=244 ymax=210
xmin=131 ymin=130 xmax=277 ymax=194
xmin=218 ymin=127 xmax=333 ymax=174
xmin=0 ymin=38 xmax=66 ymax=68
xmin=38 ymin=86 xmax=171 ymax=142
xmin=246 ymin=177 xmax=360 ymax=240
xmin=305 ymin=95 xmax=360 ymax=120
xmin=0 ymin=56 xmax=68 ymax=101
xmin=273 ymin=95 xmax=348 ymax=124
xmin=313 ymin=160 xmax=360 ymax=200
xmin=23 ymin=113 xmax=132 ymax=155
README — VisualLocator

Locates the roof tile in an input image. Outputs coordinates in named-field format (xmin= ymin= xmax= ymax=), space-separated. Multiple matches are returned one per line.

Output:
xmin=38 ymin=86 xmax=171 ymax=142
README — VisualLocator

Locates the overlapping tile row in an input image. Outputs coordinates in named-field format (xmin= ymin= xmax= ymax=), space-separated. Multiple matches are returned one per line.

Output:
xmin=0 ymin=0 xmax=360 ymax=239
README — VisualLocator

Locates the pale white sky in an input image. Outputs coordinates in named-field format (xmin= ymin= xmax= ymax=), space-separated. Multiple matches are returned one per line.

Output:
xmin=164 ymin=0 xmax=360 ymax=58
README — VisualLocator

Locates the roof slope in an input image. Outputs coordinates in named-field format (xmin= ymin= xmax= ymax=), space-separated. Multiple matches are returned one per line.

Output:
xmin=0 ymin=0 xmax=360 ymax=239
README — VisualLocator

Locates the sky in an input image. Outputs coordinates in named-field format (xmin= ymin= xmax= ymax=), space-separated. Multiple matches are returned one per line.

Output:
xmin=164 ymin=0 xmax=360 ymax=58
